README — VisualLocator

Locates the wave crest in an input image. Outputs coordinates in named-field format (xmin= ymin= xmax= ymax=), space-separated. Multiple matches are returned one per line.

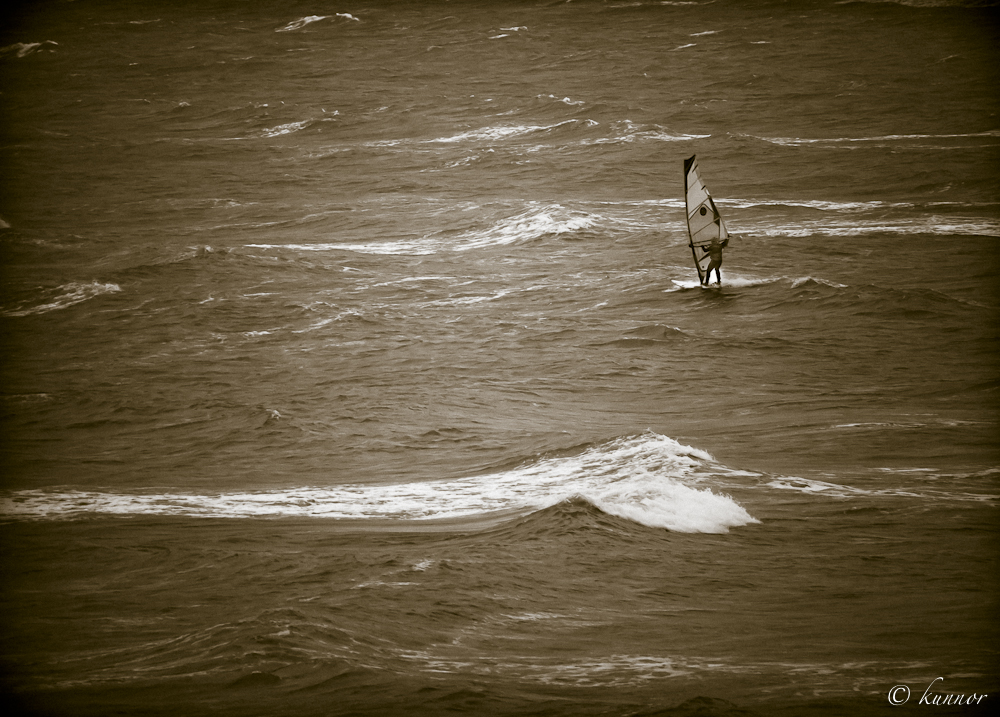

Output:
xmin=0 ymin=434 xmax=758 ymax=533
xmin=0 ymin=41 xmax=58 ymax=58
xmin=275 ymin=16 xmax=328 ymax=32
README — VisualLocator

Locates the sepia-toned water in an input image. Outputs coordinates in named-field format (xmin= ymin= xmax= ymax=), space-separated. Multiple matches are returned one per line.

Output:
xmin=1 ymin=1 xmax=998 ymax=715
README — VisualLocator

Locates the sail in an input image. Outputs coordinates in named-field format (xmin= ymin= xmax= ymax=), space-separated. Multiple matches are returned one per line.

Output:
xmin=683 ymin=155 xmax=729 ymax=283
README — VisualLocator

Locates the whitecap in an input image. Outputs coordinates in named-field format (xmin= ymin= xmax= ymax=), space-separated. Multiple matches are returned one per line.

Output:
xmin=764 ymin=475 xmax=996 ymax=503
xmin=248 ymin=203 xmax=603 ymax=255
xmin=1 ymin=41 xmax=58 ymax=58
xmin=583 ymin=123 xmax=709 ymax=145
xmin=789 ymin=276 xmax=848 ymax=289
xmin=275 ymin=16 xmax=328 ymax=32
xmin=0 ymin=433 xmax=758 ymax=533
xmin=2 ymin=281 xmax=122 ymax=317
xmin=758 ymin=218 xmax=1000 ymax=238
xmin=756 ymin=129 xmax=1000 ymax=147
xmin=429 ymin=120 xmax=578 ymax=144
xmin=538 ymin=94 xmax=584 ymax=106
xmin=722 ymin=198 xmax=914 ymax=212
xmin=260 ymin=119 xmax=314 ymax=137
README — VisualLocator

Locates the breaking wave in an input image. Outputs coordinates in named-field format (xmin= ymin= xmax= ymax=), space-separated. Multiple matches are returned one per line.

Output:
xmin=0 ymin=433 xmax=759 ymax=534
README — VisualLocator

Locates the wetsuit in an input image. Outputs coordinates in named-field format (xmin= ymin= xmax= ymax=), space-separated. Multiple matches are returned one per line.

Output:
xmin=703 ymin=235 xmax=729 ymax=284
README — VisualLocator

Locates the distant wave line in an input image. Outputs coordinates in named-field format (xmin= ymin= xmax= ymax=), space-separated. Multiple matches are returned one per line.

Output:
xmin=753 ymin=219 xmax=1000 ymax=238
xmin=756 ymin=130 xmax=1000 ymax=146
xmin=428 ymin=120 xmax=580 ymax=144
xmin=248 ymin=203 xmax=606 ymax=255
xmin=359 ymin=121 xmax=707 ymax=149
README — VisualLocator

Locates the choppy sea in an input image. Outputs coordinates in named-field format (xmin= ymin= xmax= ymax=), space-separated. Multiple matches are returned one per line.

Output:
xmin=1 ymin=1 xmax=998 ymax=715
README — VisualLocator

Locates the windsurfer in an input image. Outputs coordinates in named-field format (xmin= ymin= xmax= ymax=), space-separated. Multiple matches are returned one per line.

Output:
xmin=702 ymin=234 xmax=729 ymax=285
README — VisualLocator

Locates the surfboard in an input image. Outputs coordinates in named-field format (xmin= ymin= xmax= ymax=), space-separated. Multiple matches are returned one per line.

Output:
xmin=683 ymin=155 xmax=729 ymax=285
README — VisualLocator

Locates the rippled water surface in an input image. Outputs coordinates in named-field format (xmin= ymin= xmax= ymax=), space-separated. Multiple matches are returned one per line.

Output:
xmin=1 ymin=1 xmax=998 ymax=715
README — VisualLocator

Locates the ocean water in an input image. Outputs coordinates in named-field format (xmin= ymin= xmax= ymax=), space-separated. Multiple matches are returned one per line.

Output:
xmin=1 ymin=1 xmax=998 ymax=715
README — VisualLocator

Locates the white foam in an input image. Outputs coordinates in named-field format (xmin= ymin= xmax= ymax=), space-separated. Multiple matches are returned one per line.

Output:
xmin=591 ymin=479 xmax=756 ymax=533
xmin=429 ymin=120 xmax=578 ymax=144
xmin=0 ymin=434 xmax=758 ymax=533
xmin=667 ymin=274 xmax=782 ymax=291
xmin=403 ymin=652 xmax=695 ymax=686
xmin=764 ymin=476 xmax=997 ymax=503
xmin=716 ymin=275 xmax=779 ymax=288
xmin=360 ymin=120 xmax=702 ymax=151
xmin=0 ymin=41 xmax=58 ymax=58
xmin=759 ymin=218 xmax=1000 ymax=238
xmin=722 ymin=198 xmax=915 ymax=212
xmin=790 ymin=276 xmax=847 ymax=289
xmin=583 ymin=121 xmax=708 ymax=145
xmin=275 ymin=16 xmax=328 ymax=32
xmin=260 ymin=119 xmax=314 ymax=137
xmin=538 ymin=94 xmax=584 ymax=106
xmin=2 ymin=281 xmax=122 ymax=317
xmin=258 ymin=113 xmax=337 ymax=138
xmin=399 ymin=650 xmax=737 ymax=687
xmin=247 ymin=203 xmax=602 ymax=255
xmin=757 ymin=130 xmax=1000 ymax=147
